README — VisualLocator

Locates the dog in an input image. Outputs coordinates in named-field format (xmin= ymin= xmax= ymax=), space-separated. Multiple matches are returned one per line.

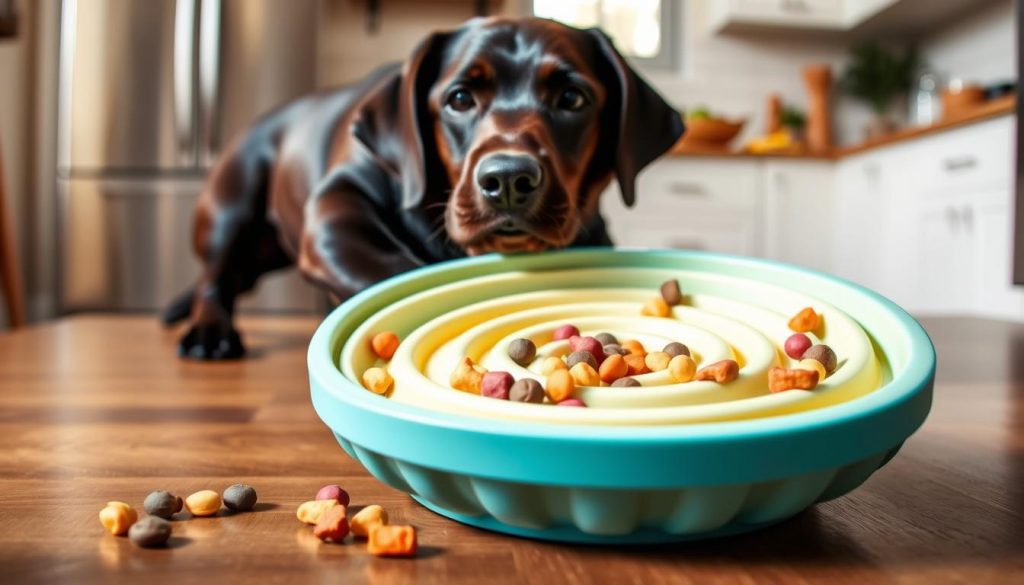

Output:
xmin=163 ymin=17 xmax=685 ymax=359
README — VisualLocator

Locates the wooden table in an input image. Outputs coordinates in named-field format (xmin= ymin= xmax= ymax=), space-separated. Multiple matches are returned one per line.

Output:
xmin=1 ymin=315 xmax=1022 ymax=584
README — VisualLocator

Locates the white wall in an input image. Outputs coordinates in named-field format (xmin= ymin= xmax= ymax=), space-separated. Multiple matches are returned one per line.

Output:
xmin=919 ymin=0 xmax=1016 ymax=86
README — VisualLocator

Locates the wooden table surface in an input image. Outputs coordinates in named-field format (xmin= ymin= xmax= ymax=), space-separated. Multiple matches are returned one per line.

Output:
xmin=1 ymin=315 xmax=1022 ymax=584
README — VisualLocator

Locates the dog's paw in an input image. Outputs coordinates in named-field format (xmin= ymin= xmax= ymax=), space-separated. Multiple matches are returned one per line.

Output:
xmin=178 ymin=322 xmax=246 ymax=360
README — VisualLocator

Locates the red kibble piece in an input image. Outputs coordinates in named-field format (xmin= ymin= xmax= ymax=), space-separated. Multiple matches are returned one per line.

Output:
xmin=784 ymin=333 xmax=813 ymax=360
xmin=315 ymin=484 xmax=350 ymax=507
xmin=481 ymin=371 xmax=514 ymax=400
xmin=569 ymin=336 xmax=605 ymax=364
xmin=557 ymin=398 xmax=587 ymax=407
xmin=553 ymin=324 xmax=580 ymax=341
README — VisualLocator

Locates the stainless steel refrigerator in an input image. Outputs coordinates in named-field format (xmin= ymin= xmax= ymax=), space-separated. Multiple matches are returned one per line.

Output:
xmin=57 ymin=0 xmax=320 ymax=312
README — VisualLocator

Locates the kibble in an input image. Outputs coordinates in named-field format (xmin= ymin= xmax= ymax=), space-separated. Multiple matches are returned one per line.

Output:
xmin=797 ymin=358 xmax=828 ymax=381
xmin=185 ymin=490 xmax=222 ymax=517
xmin=128 ymin=516 xmax=172 ymax=548
xmin=668 ymin=354 xmax=697 ymax=383
xmin=545 ymin=369 xmax=575 ymax=402
xmin=297 ymin=499 xmax=340 ymax=525
xmin=620 ymin=340 xmax=645 ymax=356
xmin=611 ymin=377 xmax=640 ymax=387
xmin=315 ymin=485 xmax=350 ymax=507
xmin=802 ymin=344 xmax=837 ymax=373
xmin=663 ymin=342 xmax=690 ymax=358
xmin=507 ymin=338 xmax=537 ymax=367
xmin=644 ymin=351 xmax=672 ymax=372
xmin=594 ymin=332 xmax=618 ymax=346
xmin=509 ymin=378 xmax=545 ymax=403
xmin=539 ymin=356 xmax=567 ymax=376
xmin=566 ymin=350 xmax=597 ymax=370
xmin=599 ymin=354 xmax=628 ymax=383
xmin=552 ymin=324 xmax=579 ymax=341
xmin=568 ymin=336 xmax=605 ymax=363
xmin=99 ymin=501 xmax=138 ymax=536
xmin=641 ymin=297 xmax=671 ymax=317
xmin=370 ymin=331 xmax=401 ymax=360
xmin=569 ymin=362 xmax=600 ymax=387
xmin=481 ymin=371 xmax=514 ymax=400
xmin=313 ymin=504 xmax=349 ymax=542
xmin=143 ymin=490 xmax=182 ymax=520
xmin=623 ymin=353 xmax=650 ymax=376
xmin=768 ymin=367 xmax=820 ymax=393
xmin=784 ymin=333 xmax=813 ymax=360
xmin=557 ymin=398 xmax=587 ymax=407
xmin=602 ymin=343 xmax=627 ymax=357
xmin=660 ymin=279 xmax=683 ymax=306
xmin=368 ymin=525 xmax=418 ymax=557
xmin=694 ymin=359 xmax=740 ymax=384
xmin=351 ymin=504 xmax=389 ymax=538
xmin=223 ymin=484 xmax=258 ymax=512
xmin=362 ymin=367 xmax=393 ymax=395
xmin=450 ymin=357 xmax=485 ymax=394
xmin=788 ymin=307 xmax=821 ymax=333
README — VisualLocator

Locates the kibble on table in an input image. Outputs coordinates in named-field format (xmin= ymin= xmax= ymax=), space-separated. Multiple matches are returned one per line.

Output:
xmin=185 ymin=490 xmax=222 ymax=517
xmin=99 ymin=501 xmax=138 ymax=536
xmin=128 ymin=516 xmax=172 ymax=548
xmin=297 ymin=500 xmax=340 ymax=525
xmin=223 ymin=484 xmax=258 ymax=512
xmin=315 ymin=484 xmax=351 ymax=507
xmin=143 ymin=490 xmax=183 ymax=519
xmin=351 ymin=504 xmax=389 ymax=538
xmin=368 ymin=525 xmax=418 ymax=557
xmin=313 ymin=505 xmax=349 ymax=542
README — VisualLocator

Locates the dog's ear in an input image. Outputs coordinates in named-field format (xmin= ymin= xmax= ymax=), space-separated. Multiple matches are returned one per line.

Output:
xmin=588 ymin=29 xmax=685 ymax=207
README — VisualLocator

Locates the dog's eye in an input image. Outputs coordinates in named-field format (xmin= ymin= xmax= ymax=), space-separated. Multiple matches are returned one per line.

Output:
xmin=446 ymin=88 xmax=476 ymax=112
xmin=556 ymin=87 xmax=588 ymax=111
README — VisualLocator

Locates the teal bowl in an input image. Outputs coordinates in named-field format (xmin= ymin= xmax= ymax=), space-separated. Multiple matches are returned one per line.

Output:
xmin=308 ymin=249 xmax=934 ymax=543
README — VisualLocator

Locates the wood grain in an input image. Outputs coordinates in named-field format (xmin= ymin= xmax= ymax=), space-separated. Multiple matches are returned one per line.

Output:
xmin=1 ymin=314 xmax=1022 ymax=584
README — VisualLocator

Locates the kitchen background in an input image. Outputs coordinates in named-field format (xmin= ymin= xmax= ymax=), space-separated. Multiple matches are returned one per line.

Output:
xmin=0 ymin=0 xmax=1018 ymax=330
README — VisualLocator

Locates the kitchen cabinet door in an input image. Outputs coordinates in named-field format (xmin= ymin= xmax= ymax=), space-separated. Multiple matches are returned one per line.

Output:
xmin=761 ymin=161 xmax=834 ymax=272
xmin=971 ymin=197 xmax=1024 ymax=320
xmin=915 ymin=200 xmax=974 ymax=314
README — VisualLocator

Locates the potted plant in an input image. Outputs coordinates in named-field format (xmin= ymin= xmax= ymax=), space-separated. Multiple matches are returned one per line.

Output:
xmin=839 ymin=43 xmax=919 ymax=140
xmin=780 ymin=106 xmax=807 ymax=142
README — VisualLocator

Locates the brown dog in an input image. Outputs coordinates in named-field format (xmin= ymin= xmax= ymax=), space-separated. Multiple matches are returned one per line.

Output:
xmin=164 ymin=17 xmax=684 ymax=359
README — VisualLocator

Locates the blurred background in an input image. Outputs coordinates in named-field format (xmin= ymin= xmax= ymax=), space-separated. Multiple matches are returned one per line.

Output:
xmin=0 ymin=0 xmax=1019 ymax=330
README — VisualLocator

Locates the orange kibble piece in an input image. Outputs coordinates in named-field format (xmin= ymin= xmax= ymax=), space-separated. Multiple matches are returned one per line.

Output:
xmin=694 ymin=359 xmax=740 ymax=384
xmin=569 ymin=362 xmax=600 ymax=387
xmin=641 ymin=297 xmax=671 ymax=317
xmin=371 ymin=331 xmax=401 ymax=360
xmin=368 ymin=525 xmax=417 ymax=557
xmin=545 ymin=369 xmax=575 ymax=402
xmin=313 ymin=505 xmax=349 ymax=542
xmin=450 ymin=357 xmax=485 ymax=394
xmin=362 ymin=367 xmax=393 ymax=395
xmin=599 ymin=354 xmax=628 ymax=383
xmin=623 ymin=353 xmax=649 ymax=376
xmin=668 ymin=355 xmax=696 ymax=382
xmin=98 ymin=501 xmax=138 ymax=536
xmin=620 ymin=340 xmax=645 ymax=356
xmin=797 ymin=358 xmax=828 ymax=381
xmin=768 ymin=367 xmax=819 ymax=393
xmin=539 ymin=356 xmax=568 ymax=376
xmin=788 ymin=307 xmax=821 ymax=333
xmin=644 ymin=351 xmax=671 ymax=372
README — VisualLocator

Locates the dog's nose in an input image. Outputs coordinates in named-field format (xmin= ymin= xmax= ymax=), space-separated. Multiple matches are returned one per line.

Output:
xmin=476 ymin=154 xmax=543 ymax=211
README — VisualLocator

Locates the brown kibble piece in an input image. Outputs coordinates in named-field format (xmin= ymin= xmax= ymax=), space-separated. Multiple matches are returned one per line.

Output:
xmin=507 ymin=338 xmax=537 ymax=367
xmin=594 ymin=332 xmax=618 ymax=346
xmin=768 ymin=367 xmax=820 ymax=393
xmin=611 ymin=377 xmax=640 ymax=387
xmin=660 ymin=279 xmax=683 ymax=305
xmin=694 ymin=359 xmax=740 ymax=384
xmin=510 ymin=378 xmax=545 ymax=403
xmin=788 ymin=307 xmax=821 ymax=333
xmin=371 ymin=331 xmax=401 ymax=360
xmin=662 ymin=342 xmax=690 ymax=358
xmin=313 ymin=505 xmax=349 ymax=541
xmin=566 ymin=350 xmax=597 ymax=370
xmin=368 ymin=525 xmax=417 ymax=557
xmin=802 ymin=344 xmax=837 ymax=373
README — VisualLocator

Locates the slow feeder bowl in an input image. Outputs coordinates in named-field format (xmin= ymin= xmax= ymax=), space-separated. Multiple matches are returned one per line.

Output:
xmin=308 ymin=249 xmax=934 ymax=543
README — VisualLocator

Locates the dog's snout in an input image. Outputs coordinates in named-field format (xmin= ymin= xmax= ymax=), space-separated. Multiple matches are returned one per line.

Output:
xmin=475 ymin=154 xmax=543 ymax=211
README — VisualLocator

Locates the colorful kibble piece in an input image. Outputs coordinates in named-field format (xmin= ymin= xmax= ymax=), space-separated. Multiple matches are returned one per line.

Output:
xmin=315 ymin=484 xmax=351 ymax=507
xmin=768 ymin=367 xmax=820 ymax=393
xmin=694 ymin=359 xmax=740 ymax=384
xmin=507 ymin=338 xmax=537 ymax=367
xmin=509 ymin=378 xmax=545 ymax=403
xmin=296 ymin=499 xmax=339 ymax=525
xmin=313 ymin=505 xmax=350 ymax=542
xmin=620 ymin=340 xmax=645 ymax=356
xmin=569 ymin=362 xmax=601 ymax=387
xmin=128 ymin=516 xmax=172 ymax=548
xmin=99 ymin=501 xmax=138 ymax=536
xmin=788 ymin=307 xmax=821 ymax=333
xmin=644 ymin=351 xmax=672 ymax=372
xmin=662 ymin=342 xmax=690 ymax=358
xmin=545 ymin=369 xmax=575 ymax=402
xmin=623 ymin=353 xmax=649 ymax=376
xmin=184 ymin=490 xmax=222 ymax=517
xmin=223 ymin=484 xmax=258 ymax=511
xmin=351 ymin=504 xmax=389 ymax=538
xmin=370 ymin=331 xmax=400 ymax=360
xmin=368 ymin=525 xmax=418 ymax=558
xmin=450 ymin=357 xmax=485 ymax=394
xmin=568 ymin=336 xmax=605 ymax=363
xmin=539 ymin=356 xmax=567 ymax=376
xmin=566 ymin=350 xmax=597 ymax=370
xmin=552 ymin=324 xmax=579 ymax=341
xmin=797 ymin=358 xmax=828 ymax=381
xmin=802 ymin=344 xmax=837 ymax=373
xmin=660 ymin=279 xmax=683 ymax=306
xmin=557 ymin=398 xmax=587 ymax=407
xmin=598 ymin=354 xmax=628 ymax=384
xmin=641 ymin=296 xmax=671 ymax=317
xmin=602 ymin=343 xmax=627 ymax=357
xmin=362 ymin=367 xmax=393 ymax=395
xmin=784 ymin=333 xmax=813 ymax=360
xmin=668 ymin=354 xmax=696 ymax=383
xmin=143 ymin=490 xmax=183 ymax=520
xmin=594 ymin=332 xmax=618 ymax=346
xmin=481 ymin=371 xmax=514 ymax=400
xmin=611 ymin=377 xmax=640 ymax=387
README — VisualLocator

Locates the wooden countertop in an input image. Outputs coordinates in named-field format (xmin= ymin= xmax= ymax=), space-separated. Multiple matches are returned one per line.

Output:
xmin=670 ymin=94 xmax=1016 ymax=161
xmin=2 ymin=314 xmax=1023 ymax=584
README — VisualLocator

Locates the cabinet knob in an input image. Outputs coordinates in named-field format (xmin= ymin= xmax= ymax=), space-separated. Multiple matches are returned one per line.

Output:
xmin=943 ymin=156 xmax=977 ymax=172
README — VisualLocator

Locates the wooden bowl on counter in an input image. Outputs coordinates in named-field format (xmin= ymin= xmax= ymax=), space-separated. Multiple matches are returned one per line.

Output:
xmin=675 ymin=117 xmax=746 ymax=153
xmin=941 ymin=84 xmax=987 ymax=121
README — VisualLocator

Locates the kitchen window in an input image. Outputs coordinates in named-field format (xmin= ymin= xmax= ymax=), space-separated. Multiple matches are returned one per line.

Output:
xmin=532 ymin=0 xmax=677 ymax=69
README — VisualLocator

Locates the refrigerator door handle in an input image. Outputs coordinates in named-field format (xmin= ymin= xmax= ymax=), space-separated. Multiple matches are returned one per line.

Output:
xmin=198 ymin=0 xmax=222 ymax=166
xmin=173 ymin=0 xmax=198 ymax=166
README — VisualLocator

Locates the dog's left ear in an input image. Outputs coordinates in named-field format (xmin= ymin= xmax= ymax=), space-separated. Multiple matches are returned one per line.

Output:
xmin=588 ymin=29 xmax=685 ymax=207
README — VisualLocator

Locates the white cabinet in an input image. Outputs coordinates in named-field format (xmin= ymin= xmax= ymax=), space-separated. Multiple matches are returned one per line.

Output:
xmin=708 ymin=0 xmax=896 ymax=33
xmin=761 ymin=161 xmax=834 ymax=273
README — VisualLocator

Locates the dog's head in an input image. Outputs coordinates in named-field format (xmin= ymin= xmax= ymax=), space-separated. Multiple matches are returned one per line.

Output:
xmin=394 ymin=18 xmax=684 ymax=255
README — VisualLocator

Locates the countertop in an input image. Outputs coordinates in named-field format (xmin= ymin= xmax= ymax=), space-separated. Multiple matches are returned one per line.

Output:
xmin=2 ymin=315 xmax=1023 ymax=584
